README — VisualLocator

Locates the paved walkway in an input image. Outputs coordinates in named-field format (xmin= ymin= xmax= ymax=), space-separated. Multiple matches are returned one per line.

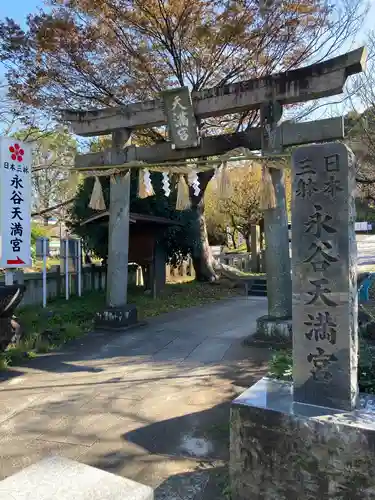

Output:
xmin=0 ymin=296 xmax=269 ymax=499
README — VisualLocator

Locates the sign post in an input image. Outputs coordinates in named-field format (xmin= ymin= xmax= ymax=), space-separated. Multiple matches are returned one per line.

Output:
xmin=64 ymin=239 xmax=69 ymax=300
xmin=0 ymin=138 xmax=32 ymax=274
xmin=36 ymin=237 xmax=50 ymax=308
xmin=43 ymin=238 xmax=47 ymax=307
xmin=77 ymin=239 xmax=82 ymax=297
xmin=4 ymin=271 xmax=13 ymax=286
xmin=60 ymin=238 xmax=82 ymax=298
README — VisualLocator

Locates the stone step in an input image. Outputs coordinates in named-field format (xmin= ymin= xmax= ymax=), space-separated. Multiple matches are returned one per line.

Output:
xmin=251 ymin=281 xmax=267 ymax=288
xmin=243 ymin=277 xmax=267 ymax=297
xmin=248 ymin=289 xmax=268 ymax=297
xmin=251 ymin=281 xmax=267 ymax=287
xmin=250 ymin=284 xmax=267 ymax=293
xmin=247 ymin=277 xmax=267 ymax=296
xmin=252 ymin=278 xmax=267 ymax=286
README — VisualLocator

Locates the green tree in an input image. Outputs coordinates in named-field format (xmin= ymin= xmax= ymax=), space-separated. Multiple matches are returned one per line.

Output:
xmin=205 ymin=162 xmax=292 ymax=250
xmin=205 ymin=180 xmax=230 ymax=246
xmin=218 ymin=167 xmax=263 ymax=252
xmin=344 ymin=31 xmax=375 ymax=203
xmin=30 ymin=222 xmax=50 ymax=260
xmin=0 ymin=0 xmax=365 ymax=280
xmin=69 ymin=171 xmax=196 ymax=264
xmin=15 ymin=127 xmax=79 ymax=225
xmin=31 ymin=222 xmax=50 ymax=244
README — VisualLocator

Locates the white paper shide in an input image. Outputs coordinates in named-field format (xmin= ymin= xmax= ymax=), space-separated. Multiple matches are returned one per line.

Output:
xmin=0 ymin=137 xmax=32 ymax=268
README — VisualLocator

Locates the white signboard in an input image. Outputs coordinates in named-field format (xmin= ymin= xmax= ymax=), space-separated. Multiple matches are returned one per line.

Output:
xmin=210 ymin=246 xmax=221 ymax=257
xmin=0 ymin=138 xmax=32 ymax=268
xmin=355 ymin=222 xmax=369 ymax=232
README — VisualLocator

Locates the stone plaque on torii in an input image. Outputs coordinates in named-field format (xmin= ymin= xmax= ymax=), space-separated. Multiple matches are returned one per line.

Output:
xmin=62 ymin=47 xmax=366 ymax=330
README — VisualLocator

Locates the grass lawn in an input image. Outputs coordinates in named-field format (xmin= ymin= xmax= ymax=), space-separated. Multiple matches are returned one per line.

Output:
xmin=25 ymin=257 xmax=102 ymax=273
xmin=2 ymin=281 xmax=241 ymax=369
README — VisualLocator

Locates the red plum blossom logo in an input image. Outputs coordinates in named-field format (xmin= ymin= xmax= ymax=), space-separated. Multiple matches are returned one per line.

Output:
xmin=9 ymin=143 xmax=25 ymax=162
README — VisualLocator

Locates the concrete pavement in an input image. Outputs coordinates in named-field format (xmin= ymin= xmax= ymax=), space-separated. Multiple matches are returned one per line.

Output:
xmin=0 ymin=296 xmax=269 ymax=499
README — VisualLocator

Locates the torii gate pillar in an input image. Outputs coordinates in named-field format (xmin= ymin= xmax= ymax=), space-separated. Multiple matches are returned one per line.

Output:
xmin=95 ymin=128 xmax=138 ymax=330
xmin=255 ymin=101 xmax=292 ymax=344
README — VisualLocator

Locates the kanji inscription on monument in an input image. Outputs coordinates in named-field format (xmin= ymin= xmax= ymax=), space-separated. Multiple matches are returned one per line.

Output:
xmin=291 ymin=143 xmax=358 ymax=411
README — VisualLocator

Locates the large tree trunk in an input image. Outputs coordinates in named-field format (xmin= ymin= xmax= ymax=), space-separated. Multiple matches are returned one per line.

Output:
xmin=245 ymin=234 xmax=251 ymax=253
xmin=189 ymin=170 xmax=218 ymax=282
xmin=190 ymin=202 xmax=218 ymax=282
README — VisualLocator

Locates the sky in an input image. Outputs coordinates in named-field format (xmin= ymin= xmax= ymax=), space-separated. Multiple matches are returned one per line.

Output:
xmin=2 ymin=0 xmax=373 ymax=32
xmin=0 ymin=0 xmax=44 ymax=27
xmin=0 ymin=0 xmax=44 ymax=81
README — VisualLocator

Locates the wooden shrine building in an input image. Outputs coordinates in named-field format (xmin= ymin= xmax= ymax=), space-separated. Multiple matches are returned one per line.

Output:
xmin=80 ymin=211 xmax=182 ymax=296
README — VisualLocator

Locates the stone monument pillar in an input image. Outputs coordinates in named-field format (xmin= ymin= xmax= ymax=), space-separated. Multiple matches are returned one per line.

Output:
xmin=230 ymin=143 xmax=375 ymax=500
xmin=292 ymin=143 xmax=358 ymax=411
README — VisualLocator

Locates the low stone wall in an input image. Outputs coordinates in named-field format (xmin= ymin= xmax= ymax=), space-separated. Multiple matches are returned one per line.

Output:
xmin=0 ymin=258 xmax=194 ymax=307
xmin=0 ymin=265 xmax=107 ymax=307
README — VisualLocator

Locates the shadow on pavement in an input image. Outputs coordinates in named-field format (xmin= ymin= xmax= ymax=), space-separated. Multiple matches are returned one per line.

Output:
xmin=122 ymin=402 xmax=231 ymax=462
xmin=88 ymin=401 xmax=235 ymax=500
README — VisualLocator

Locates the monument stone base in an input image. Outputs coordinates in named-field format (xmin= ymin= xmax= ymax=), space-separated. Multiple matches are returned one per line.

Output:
xmin=230 ymin=377 xmax=375 ymax=500
xmin=94 ymin=304 xmax=139 ymax=331
xmin=250 ymin=315 xmax=292 ymax=347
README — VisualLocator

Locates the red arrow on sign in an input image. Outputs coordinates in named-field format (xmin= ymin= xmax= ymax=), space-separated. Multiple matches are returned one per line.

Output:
xmin=6 ymin=256 xmax=25 ymax=265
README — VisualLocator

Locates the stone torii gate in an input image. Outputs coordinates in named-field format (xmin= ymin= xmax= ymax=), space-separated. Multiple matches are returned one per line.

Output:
xmin=63 ymin=47 xmax=366 ymax=331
